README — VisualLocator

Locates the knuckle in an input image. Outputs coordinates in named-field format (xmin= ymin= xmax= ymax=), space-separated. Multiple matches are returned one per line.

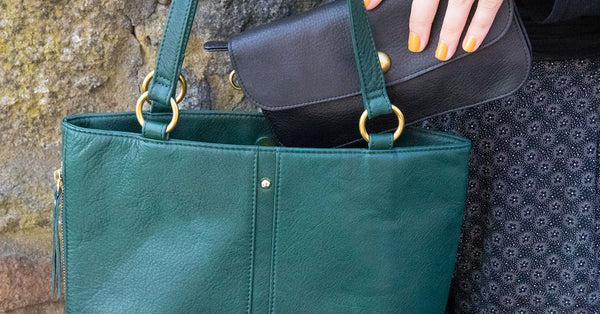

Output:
xmin=469 ymin=19 xmax=490 ymax=31
xmin=442 ymin=24 xmax=465 ymax=35
xmin=410 ymin=16 xmax=433 ymax=28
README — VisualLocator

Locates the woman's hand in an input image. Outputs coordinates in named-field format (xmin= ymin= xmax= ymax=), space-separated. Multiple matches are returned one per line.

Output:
xmin=365 ymin=0 xmax=503 ymax=61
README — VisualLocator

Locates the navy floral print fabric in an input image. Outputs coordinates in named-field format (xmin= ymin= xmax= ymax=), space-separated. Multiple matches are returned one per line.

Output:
xmin=418 ymin=57 xmax=600 ymax=313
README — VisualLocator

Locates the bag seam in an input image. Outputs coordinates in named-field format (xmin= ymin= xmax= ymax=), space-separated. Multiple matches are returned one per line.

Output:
xmin=63 ymin=122 xmax=470 ymax=155
xmin=66 ymin=111 xmax=265 ymax=123
xmin=65 ymin=112 xmax=469 ymax=145
xmin=269 ymin=152 xmax=282 ymax=314
xmin=247 ymin=150 xmax=258 ymax=314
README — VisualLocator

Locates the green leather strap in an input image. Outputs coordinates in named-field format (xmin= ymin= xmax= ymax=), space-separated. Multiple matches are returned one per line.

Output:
xmin=142 ymin=120 xmax=169 ymax=141
xmin=347 ymin=0 xmax=395 ymax=149
xmin=368 ymin=133 xmax=394 ymax=150
xmin=347 ymin=0 xmax=393 ymax=119
xmin=147 ymin=0 xmax=199 ymax=113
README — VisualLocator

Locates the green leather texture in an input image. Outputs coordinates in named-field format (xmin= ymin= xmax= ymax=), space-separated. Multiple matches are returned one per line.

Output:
xmin=142 ymin=120 xmax=169 ymax=140
xmin=147 ymin=0 xmax=199 ymax=112
xmin=60 ymin=111 xmax=471 ymax=313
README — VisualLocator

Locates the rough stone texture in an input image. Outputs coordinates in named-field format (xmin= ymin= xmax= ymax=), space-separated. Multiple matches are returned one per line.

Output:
xmin=0 ymin=255 xmax=61 ymax=311
xmin=0 ymin=0 xmax=326 ymax=312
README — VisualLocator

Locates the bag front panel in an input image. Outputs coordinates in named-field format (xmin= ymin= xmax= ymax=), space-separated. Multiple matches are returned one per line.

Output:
xmin=270 ymin=146 xmax=470 ymax=313
xmin=60 ymin=113 xmax=470 ymax=313
xmin=62 ymin=123 xmax=259 ymax=313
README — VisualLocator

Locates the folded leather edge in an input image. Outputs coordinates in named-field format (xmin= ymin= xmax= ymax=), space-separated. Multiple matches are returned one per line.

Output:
xmin=229 ymin=0 xmax=520 ymax=111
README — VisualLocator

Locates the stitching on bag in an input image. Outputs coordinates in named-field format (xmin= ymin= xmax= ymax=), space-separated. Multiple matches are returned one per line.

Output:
xmin=333 ymin=121 xmax=474 ymax=148
xmin=269 ymin=152 xmax=282 ymax=314
xmin=152 ymin=0 xmax=176 ymax=93
xmin=65 ymin=114 xmax=469 ymax=146
xmin=64 ymin=122 xmax=470 ymax=155
xmin=247 ymin=150 xmax=258 ymax=314
xmin=152 ymin=0 xmax=193 ymax=105
xmin=168 ymin=2 xmax=191 ymax=94
xmin=355 ymin=14 xmax=372 ymax=115
xmin=63 ymin=121 xmax=469 ymax=154
xmin=232 ymin=0 xmax=514 ymax=111
xmin=178 ymin=3 xmax=196 ymax=74
xmin=366 ymin=89 xmax=392 ymax=116
xmin=357 ymin=0 xmax=390 ymax=116
xmin=165 ymin=2 xmax=189 ymax=90
xmin=66 ymin=111 xmax=264 ymax=123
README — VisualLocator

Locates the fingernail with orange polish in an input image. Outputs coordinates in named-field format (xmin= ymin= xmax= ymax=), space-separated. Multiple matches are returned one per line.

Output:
xmin=408 ymin=33 xmax=421 ymax=52
xmin=435 ymin=41 xmax=448 ymax=60
xmin=364 ymin=0 xmax=371 ymax=8
xmin=464 ymin=37 xmax=477 ymax=53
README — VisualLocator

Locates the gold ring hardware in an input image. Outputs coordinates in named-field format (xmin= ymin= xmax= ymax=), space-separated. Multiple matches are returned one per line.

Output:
xmin=136 ymin=91 xmax=179 ymax=133
xmin=378 ymin=51 xmax=391 ymax=74
xmin=141 ymin=71 xmax=187 ymax=104
xmin=229 ymin=70 xmax=242 ymax=90
xmin=359 ymin=105 xmax=405 ymax=143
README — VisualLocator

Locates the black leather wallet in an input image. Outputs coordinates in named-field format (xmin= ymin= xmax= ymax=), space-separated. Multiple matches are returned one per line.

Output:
xmin=205 ymin=0 xmax=532 ymax=148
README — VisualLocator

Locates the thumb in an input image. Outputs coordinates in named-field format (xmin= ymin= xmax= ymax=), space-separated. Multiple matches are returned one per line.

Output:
xmin=365 ymin=0 xmax=383 ymax=10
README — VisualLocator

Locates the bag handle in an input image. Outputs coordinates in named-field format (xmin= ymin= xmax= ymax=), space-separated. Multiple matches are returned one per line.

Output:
xmin=142 ymin=0 xmax=404 ymax=149
xmin=147 ymin=0 xmax=198 ymax=113
xmin=346 ymin=0 xmax=404 ymax=149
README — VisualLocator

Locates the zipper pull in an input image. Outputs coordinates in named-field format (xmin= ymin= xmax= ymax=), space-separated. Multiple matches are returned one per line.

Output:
xmin=53 ymin=169 xmax=62 ymax=194
xmin=52 ymin=169 xmax=63 ymax=297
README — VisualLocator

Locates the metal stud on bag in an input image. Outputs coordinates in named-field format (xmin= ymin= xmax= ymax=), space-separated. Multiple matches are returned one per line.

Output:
xmin=378 ymin=51 xmax=391 ymax=74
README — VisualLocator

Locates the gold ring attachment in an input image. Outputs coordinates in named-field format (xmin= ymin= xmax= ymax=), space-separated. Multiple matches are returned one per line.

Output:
xmin=141 ymin=71 xmax=187 ymax=104
xmin=136 ymin=91 xmax=179 ymax=133
xmin=229 ymin=70 xmax=242 ymax=90
xmin=359 ymin=105 xmax=405 ymax=143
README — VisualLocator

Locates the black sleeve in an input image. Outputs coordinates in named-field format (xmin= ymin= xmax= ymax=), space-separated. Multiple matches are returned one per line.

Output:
xmin=516 ymin=0 xmax=600 ymax=59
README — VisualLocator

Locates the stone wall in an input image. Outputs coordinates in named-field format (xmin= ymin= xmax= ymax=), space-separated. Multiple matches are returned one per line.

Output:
xmin=0 ymin=0 xmax=325 ymax=311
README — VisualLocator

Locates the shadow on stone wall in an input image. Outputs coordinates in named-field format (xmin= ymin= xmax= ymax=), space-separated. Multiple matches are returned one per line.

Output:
xmin=0 ymin=0 xmax=326 ymax=311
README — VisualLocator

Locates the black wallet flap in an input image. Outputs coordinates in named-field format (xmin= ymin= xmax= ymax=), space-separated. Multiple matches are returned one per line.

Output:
xmin=229 ymin=0 xmax=531 ymax=113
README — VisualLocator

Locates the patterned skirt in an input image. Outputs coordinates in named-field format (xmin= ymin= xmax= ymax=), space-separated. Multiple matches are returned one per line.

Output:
xmin=418 ymin=57 xmax=600 ymax=313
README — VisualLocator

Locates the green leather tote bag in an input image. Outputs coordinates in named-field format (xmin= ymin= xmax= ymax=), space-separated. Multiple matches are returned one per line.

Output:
xmin=52 ymin=0 xmax=471 ymax=312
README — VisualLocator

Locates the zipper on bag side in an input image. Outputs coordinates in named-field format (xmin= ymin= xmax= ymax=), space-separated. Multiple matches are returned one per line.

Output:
xmin=52 ymin=168 xmax=66 ymax=298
